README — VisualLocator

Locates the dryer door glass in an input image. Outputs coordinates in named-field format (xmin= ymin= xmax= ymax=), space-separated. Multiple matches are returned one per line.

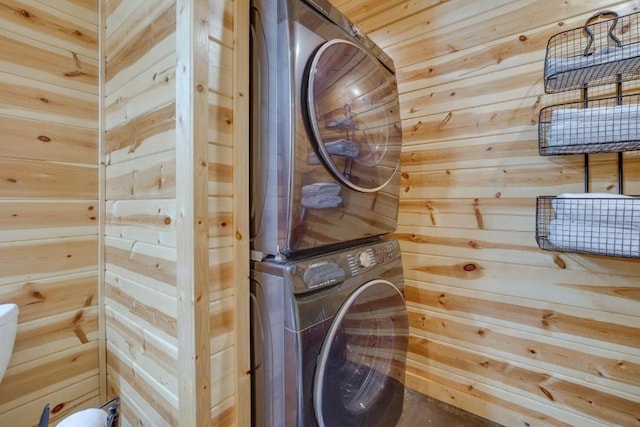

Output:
xmin=307 ymin=40 xmax=402 ymax=192
xmin=313 ymin=279 xmax=408 ymax=426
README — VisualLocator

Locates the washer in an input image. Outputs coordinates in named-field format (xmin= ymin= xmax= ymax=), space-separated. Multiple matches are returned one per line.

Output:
xmin=250 ymin=0 xmax=403 ymax=258
xmin=250 ymin=238 xmax=409 ymax=427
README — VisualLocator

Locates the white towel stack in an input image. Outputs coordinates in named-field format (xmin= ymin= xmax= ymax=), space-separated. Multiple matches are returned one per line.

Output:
xmin=548 ymin=193 xmax=640 ymax=257
xmin=546 ymin=104 xmax=640 ymax=148
xmin=301 ymin=182 xmax=342 ymax=209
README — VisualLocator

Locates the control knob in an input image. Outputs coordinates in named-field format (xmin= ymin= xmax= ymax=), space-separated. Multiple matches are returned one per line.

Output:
xmin=358 ymin=251 xmax=372 ymax=268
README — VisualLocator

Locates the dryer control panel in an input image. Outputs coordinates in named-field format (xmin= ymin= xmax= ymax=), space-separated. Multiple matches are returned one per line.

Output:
xmin=288 ymin=239 xmax=400 ymax=294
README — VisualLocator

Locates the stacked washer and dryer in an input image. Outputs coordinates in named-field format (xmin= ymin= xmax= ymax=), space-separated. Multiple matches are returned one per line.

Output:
xmin=249 ymin=0 xmax=408 ymax=425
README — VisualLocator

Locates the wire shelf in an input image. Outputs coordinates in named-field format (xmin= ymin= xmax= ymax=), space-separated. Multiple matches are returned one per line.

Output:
xmin=544 ymin=10 xmax=640 ymax=93
xmin=536 ymin=195 xmax=640 ymax=258
xmin=538 ymin=93 xmax=640 ymax=155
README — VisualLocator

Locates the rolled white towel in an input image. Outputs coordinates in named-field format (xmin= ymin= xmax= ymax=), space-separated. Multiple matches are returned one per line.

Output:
xmin=548 ymin=218 xmax=640 ymax=257
xmin=551 ymin=193 xmax=640 ymax=227
xmin=56 ymin=408 xmax=108 ymax=427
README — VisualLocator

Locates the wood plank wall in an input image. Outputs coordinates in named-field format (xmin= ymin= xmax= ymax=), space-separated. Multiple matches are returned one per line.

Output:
xmin=330 ymin=0 xmax=640 ymax=426
xmin=0 ymin=0 xmax=100 ymax=425
xmin=208 ymin=0 xmax=248 ymax=424
xmin=105 ymin=0 xmax=244 ymax=425
xmin=104 ymin=0 xmax=180 ymax=424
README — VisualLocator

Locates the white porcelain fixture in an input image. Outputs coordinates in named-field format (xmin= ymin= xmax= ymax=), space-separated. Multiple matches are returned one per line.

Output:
xmin=0 ymin=303 xmax=19 ymax=383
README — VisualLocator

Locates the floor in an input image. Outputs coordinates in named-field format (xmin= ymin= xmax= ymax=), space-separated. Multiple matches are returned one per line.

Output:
xmin=397 ymin=389 xmax=503 ymax=427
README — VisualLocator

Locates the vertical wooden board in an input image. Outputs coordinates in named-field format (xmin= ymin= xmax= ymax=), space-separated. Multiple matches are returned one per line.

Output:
xmin=210 ymin=347 xmax=235 ymax=408
xmin=176 ymin=0 xmax=211 ymax=425
xmin=208 ymin=196 xmax=233 ymax=249
xmin=208 ymin=0 xmax=234 ymax=47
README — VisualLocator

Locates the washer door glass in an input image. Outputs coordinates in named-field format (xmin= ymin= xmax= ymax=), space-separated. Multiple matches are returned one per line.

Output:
xmin=313 ymin=279 xmax=408 ymax=426
xmin=307 ymin=40 xmax=402 ymax=192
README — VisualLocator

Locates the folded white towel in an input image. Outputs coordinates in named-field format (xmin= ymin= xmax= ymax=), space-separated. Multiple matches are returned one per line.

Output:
xmin=551 ymin=193 xmax=640 ymax=227
xmin=548 ymin=219 xmax=640 ymax=257
xmin=547 ymin=105 xmax=640 ymax=147
xmin=545 ymin=43 xmax=640 ymax=80
xmin=301 ymin=195 xmax=342 ymax=209
xmin=301 ymin=182 xmax=342 ymax=198
xmin=324 ymin=139 xmax=359 ymax=158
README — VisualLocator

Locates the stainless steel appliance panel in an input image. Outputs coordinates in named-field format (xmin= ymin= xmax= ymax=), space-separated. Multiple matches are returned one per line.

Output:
xmin=250 ymin=0 xmax=403 ymax=258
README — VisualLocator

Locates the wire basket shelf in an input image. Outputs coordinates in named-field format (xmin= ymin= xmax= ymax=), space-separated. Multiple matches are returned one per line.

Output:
xmin=544 ymin=11 xmax=640 ymax=93
xmin=536 ymin=195 xmax=640 ymax=258
xmin=538 ymin=93 xmax=640 ymax=155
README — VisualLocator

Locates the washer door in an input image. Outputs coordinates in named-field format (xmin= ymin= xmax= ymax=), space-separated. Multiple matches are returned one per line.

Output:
xmin=306 ymin=40 xmax=402 ymax=193
xmin=313 ymin=279 xmax=408 ymax=426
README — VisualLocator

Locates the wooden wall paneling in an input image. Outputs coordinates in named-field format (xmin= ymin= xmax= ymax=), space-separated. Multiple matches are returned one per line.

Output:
xmin=104 ymin=0 xmax=179 ymax=422
xmin=233 ymin=0 xmax=250 ymax=424
xmin=0 ymin=377 xmax=101 ymax=425
xmin=104 ymin=103 xmax=176 ymax=165
xmin=104 ymin=0 xmax=176 ymax=94
xmin=330 ymin=0 xmax=640 ymax=424
xmin=0 ymin=29 xmax=97 ymax=93
xmin=408 ymin=307 xmax=640 ymax=395
xmin=104 ymin=54 xmax=176 ymax=131
xmin=105 ymin=150 xmax=176 ymax=201
xmin=0 ymin=1 xmax=100 ymax=421
xmin=404 ymin=362 xmax=601 ymax=427
xmin=0 ymin=71 xmax=98 ymax=128
xmin=106 ymin=199 xmax=177 ymax=247
xmin=176 ymin=0 xmax=211 ymax=425
xmin=0 ymin=201 xmax=98 ymax=241
xmin=0 ymin=0 xmax=98 ymax=59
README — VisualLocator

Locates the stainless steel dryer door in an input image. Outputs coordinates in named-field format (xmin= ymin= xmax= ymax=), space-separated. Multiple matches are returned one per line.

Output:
xmin=306 ymin=40 xmax=402 ymax=193
xmin=313 ymin=279 xmax=408 ymax=427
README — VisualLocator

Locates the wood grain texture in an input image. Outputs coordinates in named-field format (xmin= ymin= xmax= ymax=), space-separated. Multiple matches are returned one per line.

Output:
xmin=0 ymin=0 xmax=100 ymax=424
xmin=232 ymin=0 xmax=250 ymax=423
xmin=104 ymin=0 xmax=179 ymax=422
xmin=330 ymin=0 xmax=640 ymax=425
xmin=175 ymin=0 xmax=212 ymax=423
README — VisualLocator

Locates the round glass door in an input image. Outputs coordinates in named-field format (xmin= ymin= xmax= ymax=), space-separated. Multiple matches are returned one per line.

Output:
xmin=306 ymin=40 xmax=402 ymax=192
xmin=313 ymin=280 xmax=408 ymax=426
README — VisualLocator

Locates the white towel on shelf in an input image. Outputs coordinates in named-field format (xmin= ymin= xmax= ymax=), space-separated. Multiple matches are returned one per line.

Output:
xmin=545 ymin=43 xmax=640 ymax=80
xmin=548 ymin=219 xmax=640 ymax=257
xmin=551 ymin=193 xmax=640 ymax=227
xmin=547 ymin=104 xmax=640 ymax=147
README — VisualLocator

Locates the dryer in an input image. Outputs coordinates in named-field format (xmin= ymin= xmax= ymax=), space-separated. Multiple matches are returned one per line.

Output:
xmin=250 ymin=0 xmax=403 ymax=259
xmin=250 ymin=238 xmax=408 ymax=427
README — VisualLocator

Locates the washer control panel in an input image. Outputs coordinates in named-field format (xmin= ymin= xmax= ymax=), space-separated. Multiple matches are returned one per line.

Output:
xmin=289 ymin=239 xmax=400 ymax=294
